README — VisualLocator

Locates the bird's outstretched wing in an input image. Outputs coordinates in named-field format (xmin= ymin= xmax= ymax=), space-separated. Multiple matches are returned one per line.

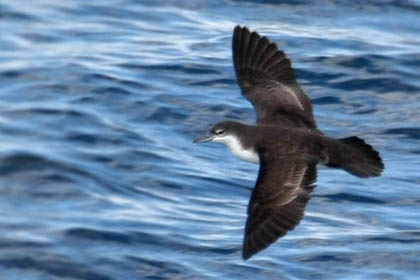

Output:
xmin=233 ymin=25 xmax=316 ymax=129
xmin=242 ymin=151 xmax=317 ymax=259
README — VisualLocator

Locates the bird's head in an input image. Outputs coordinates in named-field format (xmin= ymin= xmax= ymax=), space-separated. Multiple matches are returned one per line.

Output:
xmin=193 ymin=121 xmax=243 ymax=144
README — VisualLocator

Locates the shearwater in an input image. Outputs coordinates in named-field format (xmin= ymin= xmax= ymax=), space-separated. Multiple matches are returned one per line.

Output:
xmin=194 ymin=25 xmax=384 ymax=260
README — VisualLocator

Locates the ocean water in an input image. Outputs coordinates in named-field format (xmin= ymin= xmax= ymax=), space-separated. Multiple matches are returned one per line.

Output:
xmin=1 ymin=0 xmax=419 ymax=279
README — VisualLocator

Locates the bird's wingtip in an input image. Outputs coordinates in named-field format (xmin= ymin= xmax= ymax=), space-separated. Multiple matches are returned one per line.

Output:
xmin=241 ymin=242 xmax=253 ymax=260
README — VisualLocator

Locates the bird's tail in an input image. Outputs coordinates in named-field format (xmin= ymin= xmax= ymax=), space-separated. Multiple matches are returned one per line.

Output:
xmin=327 ymin=136 xmax=384 ymax=178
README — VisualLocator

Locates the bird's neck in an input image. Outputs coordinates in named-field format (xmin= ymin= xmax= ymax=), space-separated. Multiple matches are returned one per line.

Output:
xmin=218 ymin=134 xmax=259 ymax=164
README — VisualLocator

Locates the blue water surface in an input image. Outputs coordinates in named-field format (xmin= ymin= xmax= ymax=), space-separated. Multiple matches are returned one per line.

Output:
xmin=1 ymin=0 xmax=420 ymax=279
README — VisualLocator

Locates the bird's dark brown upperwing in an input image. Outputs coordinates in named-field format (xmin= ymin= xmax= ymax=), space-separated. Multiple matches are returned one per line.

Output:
xmin=232 ymin=25 xmax=316 ymax=129
xmin=242 ymin=151 xmax=318 ymax=260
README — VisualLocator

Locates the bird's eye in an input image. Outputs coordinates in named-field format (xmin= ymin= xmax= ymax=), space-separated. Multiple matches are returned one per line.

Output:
xmin=215 ymin=129 xmax=224 ymax=136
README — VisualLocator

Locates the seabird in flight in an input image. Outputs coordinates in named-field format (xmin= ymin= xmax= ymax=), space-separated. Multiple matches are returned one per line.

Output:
xmin=194 ymin=25 xmax=384 ymax=260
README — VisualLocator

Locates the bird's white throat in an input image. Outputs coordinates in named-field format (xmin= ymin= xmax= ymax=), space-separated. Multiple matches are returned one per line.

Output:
xmin=213 ymin=135 xmax=259 ymax=164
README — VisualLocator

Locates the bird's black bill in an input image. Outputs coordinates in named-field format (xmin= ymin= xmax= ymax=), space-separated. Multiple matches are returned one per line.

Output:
xmin=193 ymin=134 xmax=213 ymax=144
